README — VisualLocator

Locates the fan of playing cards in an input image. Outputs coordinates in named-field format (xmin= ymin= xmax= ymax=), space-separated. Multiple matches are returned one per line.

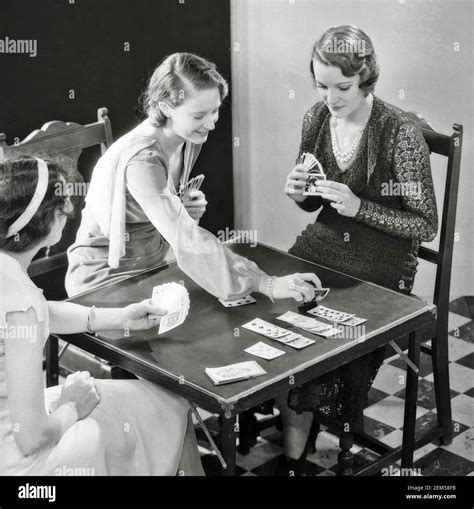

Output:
xmin=298 ymin=152 xmax=326 ymax=196
xmin=151 ymin=282 xmax=190 ymax=334
xmin=179 ymin=174 xmax=205 ymax=200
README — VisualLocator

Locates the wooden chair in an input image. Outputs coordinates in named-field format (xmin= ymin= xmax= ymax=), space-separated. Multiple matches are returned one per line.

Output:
xmin=0 ymin=108 xmax=114 ymax=387
xmin=238 ymin=115 xmax=464 ymax=475
xmin=331 ymin=115 xmax=464 ymax=475
xmin=406 ymin=114 xmax=463 ymax=447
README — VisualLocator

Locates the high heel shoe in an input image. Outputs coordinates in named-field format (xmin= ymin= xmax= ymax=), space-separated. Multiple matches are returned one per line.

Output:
xmin=275 ymin=418 xmax=320 ymax=476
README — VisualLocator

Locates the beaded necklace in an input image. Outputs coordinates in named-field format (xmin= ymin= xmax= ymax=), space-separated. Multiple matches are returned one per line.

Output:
xmin=330 ymin=99 xmax=373 ymax=165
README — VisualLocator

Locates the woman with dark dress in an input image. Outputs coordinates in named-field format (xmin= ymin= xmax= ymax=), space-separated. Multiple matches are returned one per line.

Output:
xmin=276 ymin=25 xmax=438 ymax=474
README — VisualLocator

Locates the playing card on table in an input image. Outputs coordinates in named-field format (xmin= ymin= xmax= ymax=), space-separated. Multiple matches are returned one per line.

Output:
xmin=277 ymin=311 xmax=316 ymax=328
xmin=341 ymin=316 xmax=367 ymax=327
xmin=286 ymin=336 xmax=316 ymax=349
xmin=277 ymin=311 xmax=329 ymax=330
xmin=245 ymin=342 xmax=285 ymax=360
xmin=307 ymin=305 xmax=356 ymax=323
xmin=205 ymin=361 xmax=267 ymax=385
xmin=218 ymin=295 xmax=257 ymax=307
xmin=313 ymin=326 xmax=343 ymax=338
xmin=302 ymin=323 xmax=332 ymax=333
xmin=242 ymin=318 xmax=292 ymax=340
xmin=271 ymin=331 xmax=302 ymax=344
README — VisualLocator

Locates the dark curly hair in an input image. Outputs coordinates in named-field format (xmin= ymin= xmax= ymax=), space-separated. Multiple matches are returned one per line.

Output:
xmin=310 ymin=25 xmax=379 ymax=97
xmin=0 ymin=157 xmax=74 ymax=253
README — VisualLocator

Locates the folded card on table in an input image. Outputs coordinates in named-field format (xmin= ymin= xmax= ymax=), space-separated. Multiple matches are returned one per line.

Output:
xmin=205 ymin=361 xmax=267 ymax=385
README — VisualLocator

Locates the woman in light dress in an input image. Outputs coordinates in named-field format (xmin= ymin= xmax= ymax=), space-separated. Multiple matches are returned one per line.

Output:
xmin=65 ymin=52 xmax=320 ymax=304
xmin=0 ymin=157 xmax=203 ymax=475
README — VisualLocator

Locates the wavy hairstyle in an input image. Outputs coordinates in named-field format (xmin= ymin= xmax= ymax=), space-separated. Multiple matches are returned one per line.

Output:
xmin=310 ymin=25 xmax=379 ymax=96
xmin=142 ymin=52 xmax=229 ymax=127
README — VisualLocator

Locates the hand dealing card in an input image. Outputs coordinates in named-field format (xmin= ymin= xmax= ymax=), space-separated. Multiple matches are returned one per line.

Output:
xmin=218 ymin=295 xmax=257 ymax=307
xmin=245 ymin=342 xmax=285 ymax=360
xmin=298 ymin=286 xmax=330 ymax=312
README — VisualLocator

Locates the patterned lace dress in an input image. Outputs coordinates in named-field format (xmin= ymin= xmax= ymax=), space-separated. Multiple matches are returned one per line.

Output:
xmin=287 ymin=96 xmax=438 ymax=431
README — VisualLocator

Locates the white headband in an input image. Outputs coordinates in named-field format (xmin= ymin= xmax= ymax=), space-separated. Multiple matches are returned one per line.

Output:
xmin=6 ymin=158 xmax=49 ymax=238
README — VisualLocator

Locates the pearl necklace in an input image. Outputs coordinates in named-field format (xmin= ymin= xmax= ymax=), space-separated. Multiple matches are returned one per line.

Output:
xmin=330 ymin=101 xmax=373 ymax=164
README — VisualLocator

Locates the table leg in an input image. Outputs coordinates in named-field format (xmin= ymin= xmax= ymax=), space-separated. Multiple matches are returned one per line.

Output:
xmin=46 ymin=335 xmax=59 ymax=388
xmin=221 ymin=415 xmax=237 ymax=476
xmin=401 ymin=330 xmax=421 ymax=469
xmin=338 ymin=431 xmax=354 ymax=475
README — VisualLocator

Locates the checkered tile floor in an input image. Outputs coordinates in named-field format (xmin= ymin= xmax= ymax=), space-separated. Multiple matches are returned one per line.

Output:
xmin=195 ymin=296 xmax=474 ymax=476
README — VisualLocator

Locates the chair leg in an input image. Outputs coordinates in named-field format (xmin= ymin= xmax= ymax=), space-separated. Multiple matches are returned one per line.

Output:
xmin=45 ymin=335 xmax=59 ymax=387
xmin=431 ymin=334 xmax=453 ymax=445
xmin=338 ymin=431 xmax=354 ymax=475
xmin=401 ymin=331 xmax=421 ymax=468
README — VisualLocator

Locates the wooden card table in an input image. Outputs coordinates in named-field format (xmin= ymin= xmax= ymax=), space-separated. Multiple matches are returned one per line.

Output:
xmin=55 ymin=243 xmax=436 ymax=475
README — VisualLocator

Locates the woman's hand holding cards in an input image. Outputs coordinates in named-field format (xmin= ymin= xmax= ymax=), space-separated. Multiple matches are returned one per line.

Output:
xmin=316 ymin=180 xmax=361 ymax=217
xmin=122 ymin=299 xmax=167 ymax=331
xmin=284 ymin=164 xmax=310 ymax=203
xmin=183 ymin=190 xmax=208 ymax=220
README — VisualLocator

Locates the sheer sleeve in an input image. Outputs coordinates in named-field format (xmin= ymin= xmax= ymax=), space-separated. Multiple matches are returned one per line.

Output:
xmin=295 ymin=107 xmax=324 ymax=213
xmin=125 ymin=149 xmax=268 ymax=300
xmin=354 ymin=123 xmax=438 ymax=242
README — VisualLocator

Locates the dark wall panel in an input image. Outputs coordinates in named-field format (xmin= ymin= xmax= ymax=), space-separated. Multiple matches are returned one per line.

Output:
xmin=0 ymin=0 xmax=233 ymax=234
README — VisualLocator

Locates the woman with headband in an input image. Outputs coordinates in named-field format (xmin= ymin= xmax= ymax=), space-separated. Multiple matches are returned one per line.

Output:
xmin=0 ymin=157 xmax=204 ymax=475
xmin=65 ymin=53 xmax=321 ymax=303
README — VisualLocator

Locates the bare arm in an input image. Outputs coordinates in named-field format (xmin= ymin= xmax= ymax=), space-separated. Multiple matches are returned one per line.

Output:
xmin=4 ymin=307 xmax=77 ymax=456
xmin=48 ymin=300 xmax=165 ymax=335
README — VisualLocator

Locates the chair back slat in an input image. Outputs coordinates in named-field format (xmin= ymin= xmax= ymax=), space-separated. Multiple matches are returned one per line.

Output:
xmin=0 ymin=108 xmax=114 ymax=284
xmin=419 ymin=129 xmax=452 ymax=156
xmin=432 ymin=125 xmax=463 ymax=314
xmin=418 ymin=246 xmax=439 ymax=264
xmin=0 ymin=108 xmax=112 ymax=165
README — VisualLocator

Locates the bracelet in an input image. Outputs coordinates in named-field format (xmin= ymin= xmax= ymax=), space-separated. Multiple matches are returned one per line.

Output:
xmin=86 ymin=306 xmax=97 ymax=333
xmin=267 ymin=276 xmax=277 ymax=303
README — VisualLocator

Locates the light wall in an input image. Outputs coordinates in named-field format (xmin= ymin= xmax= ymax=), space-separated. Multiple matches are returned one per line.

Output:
xmin=230 ymin=0 xmax=473 ymax=301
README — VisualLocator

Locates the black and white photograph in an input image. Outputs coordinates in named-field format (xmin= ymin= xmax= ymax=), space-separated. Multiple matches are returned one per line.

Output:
xmin=0 ymin=0 xmax=472 ymax=506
